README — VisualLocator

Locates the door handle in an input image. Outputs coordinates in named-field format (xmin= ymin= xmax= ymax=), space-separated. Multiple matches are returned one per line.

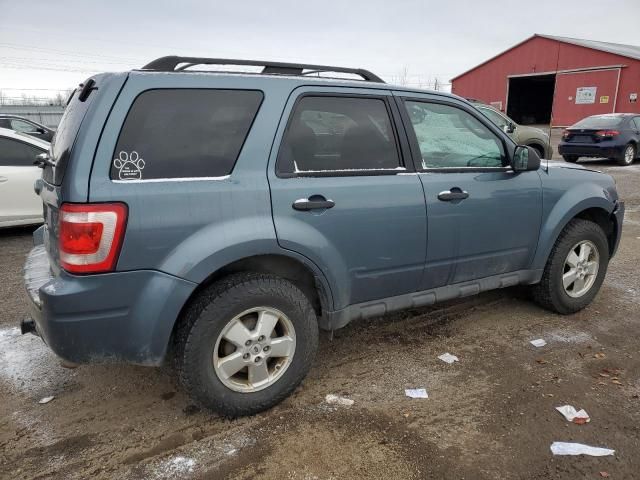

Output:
xmin=292 ymin=196 xmax=335 ymax=211
xmin=438 ymin=188 xmax=469 ymax=201
xmin=0 ymin=176 xmax=8 ymax=184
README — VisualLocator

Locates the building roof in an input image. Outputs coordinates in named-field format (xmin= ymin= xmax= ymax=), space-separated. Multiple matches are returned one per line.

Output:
xmin=538 ymin=34 xmax=640 ymax=62
xmin=451 ymin=34 xmax=640 ymax=82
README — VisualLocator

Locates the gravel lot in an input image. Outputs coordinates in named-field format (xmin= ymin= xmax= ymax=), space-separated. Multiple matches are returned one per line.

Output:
xmin=1 ymin=134 xmax=639 ymax=479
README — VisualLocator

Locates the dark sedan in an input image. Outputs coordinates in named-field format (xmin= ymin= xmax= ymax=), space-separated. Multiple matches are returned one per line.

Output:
xmin=559 ymin=114 xmax=640 ymax=166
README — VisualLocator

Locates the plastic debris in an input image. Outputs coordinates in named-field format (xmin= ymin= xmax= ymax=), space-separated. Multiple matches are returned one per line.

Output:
xmin=600 ymin=472 xmax=610 ymax=478
xmin=530 ymin=339 xmax=547 ymax=347
xmin=405 ymin=388 xmax=428 ymax=399
xmin=555 ymin=405 xmax=590 ymax=424
xmin=550 ymin=442 xmax=614 ymax=456
xmin=438 ymin=353 xmax=459 ymax=364
xmin=325 ymin=394 xmax=354 ymax=406
xmin=38 ymin=396 xmax=55 ymax=404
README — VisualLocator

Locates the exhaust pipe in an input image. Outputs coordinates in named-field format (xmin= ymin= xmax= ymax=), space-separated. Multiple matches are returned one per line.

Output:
xmin=20 ymin=318 xmax=37 ymax=335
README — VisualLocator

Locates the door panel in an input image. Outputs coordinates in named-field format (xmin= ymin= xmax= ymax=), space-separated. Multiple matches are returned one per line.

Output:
xmin=268 ymin=88 xmax=427 ymax=310
xmin=418 ymin=171 xmax=541 ymax=286
xmin=397 ymin=93 xmax=542 ymax=288
xmin=0 ymin=166 xmax=43 ymax=224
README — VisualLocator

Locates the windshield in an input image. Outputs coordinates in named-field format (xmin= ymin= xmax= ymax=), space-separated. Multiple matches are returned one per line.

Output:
xmin=572 ymin=115 xmax=624 ymax=129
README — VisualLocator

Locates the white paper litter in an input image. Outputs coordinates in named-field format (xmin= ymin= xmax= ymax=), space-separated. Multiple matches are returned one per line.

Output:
xmin=38 ymin=396 xmax=55 ymax=404
xmin=325 ymin=394 xmax=354 ymax=406
xmin=405 ymin=388 xmax=428 ymax=399
xmin=438 ymin=353 xmax=459 ymax=364
xmin=550 ymin=442 xmax=614 ymax=456
xmin=556 ymin=405 xmax=590 ymax=423
xmin=530 ymin=338 xmax=547 ymax=347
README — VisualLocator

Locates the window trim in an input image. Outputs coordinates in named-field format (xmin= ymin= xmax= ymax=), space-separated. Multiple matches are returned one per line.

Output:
xmin=476 ymin=105 xmax=511 ymax=128
xmin=0 ymin=135 xmax=46 ymax=167
xmin=396 ymin=97 xmax=514 ymax=173
xmin=109 ymin=88 xmax=264 ymax=182
xmin=275 ymin=92 xmax=411 ymax=178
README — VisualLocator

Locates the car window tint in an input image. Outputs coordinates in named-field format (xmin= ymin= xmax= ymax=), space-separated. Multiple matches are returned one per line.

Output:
xmin=111 ymin=89 xmax=263 ymax=180
xmin=277 ymin=96 xmax=400 ymax=174
xmin=10 ymin=119 xmax=38 ymax=133
xmin=0 ymin=137 xmax=43 ymax=166
xmin=478 ymin=107 xmax=509 ymax=129
xmin=405 ymin=101 xmax=506 ymax=169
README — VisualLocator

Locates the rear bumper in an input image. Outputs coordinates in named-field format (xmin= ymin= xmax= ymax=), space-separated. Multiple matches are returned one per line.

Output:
xmin=558 ymin=143 xmax=625 ymax=159
xmin=23 ymin=243 xmax=196 ymax=366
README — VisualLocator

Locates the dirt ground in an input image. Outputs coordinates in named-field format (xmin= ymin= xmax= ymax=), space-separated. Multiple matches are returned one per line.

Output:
xmin=1 ymin=133 xmax=639 ymax=479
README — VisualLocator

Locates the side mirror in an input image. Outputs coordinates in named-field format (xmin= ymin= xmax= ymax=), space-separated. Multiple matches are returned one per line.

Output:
xmin=36 ymin=127 xmax=46 ymax=134
xmin=512 ymin=145 xmax=541 ymax=172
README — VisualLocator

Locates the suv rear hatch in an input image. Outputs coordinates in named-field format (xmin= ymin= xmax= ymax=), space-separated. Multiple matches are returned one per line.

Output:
xmin=39 ymin=72 xmax=128 ymax=273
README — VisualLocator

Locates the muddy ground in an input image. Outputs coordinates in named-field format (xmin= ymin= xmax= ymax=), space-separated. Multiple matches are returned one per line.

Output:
xmin=1 ymin=135 xmax=639 ymax=479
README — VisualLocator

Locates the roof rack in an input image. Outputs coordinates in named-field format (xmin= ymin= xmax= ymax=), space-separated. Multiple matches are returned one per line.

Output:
xmin=141 ymin=56 xmax=385 ymax=83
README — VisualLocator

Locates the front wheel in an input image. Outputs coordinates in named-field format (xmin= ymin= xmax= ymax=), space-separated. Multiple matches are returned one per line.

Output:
xmin=531 ymin=219 xmax=609 ymax=314
xmin=617 ymin=143 xmax=636 ymax=166
xmin=176 ymin=273 xmax=318 ymax=417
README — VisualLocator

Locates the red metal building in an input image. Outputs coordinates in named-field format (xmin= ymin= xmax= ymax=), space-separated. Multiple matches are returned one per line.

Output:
xmin=451 ymin=34 xmax=640 ymax=127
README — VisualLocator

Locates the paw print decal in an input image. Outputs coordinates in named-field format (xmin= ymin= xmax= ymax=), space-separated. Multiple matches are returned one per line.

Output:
xmin=113 ymin=151 xmax=145 ymax=180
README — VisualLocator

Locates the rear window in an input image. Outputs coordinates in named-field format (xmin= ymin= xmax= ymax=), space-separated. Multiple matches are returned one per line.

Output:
xmin=572 ymin=115 xmax=624 ymax=129
xmin=111 ymin=89 xmax=263 ymax=181
xmin=47 ymin=80 xmax=96 ymax=184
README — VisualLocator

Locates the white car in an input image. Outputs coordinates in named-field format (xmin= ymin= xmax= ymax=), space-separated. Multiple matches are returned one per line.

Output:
xmin=0 ymin=127 xmax=49 ymax=227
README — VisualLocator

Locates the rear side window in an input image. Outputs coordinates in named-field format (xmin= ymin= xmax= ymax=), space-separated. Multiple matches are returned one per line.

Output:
xmin=111 ymin=89 xmax=263 ymax=181
xmin=0 ymin=137 xmax=44 ymax=167
xmin=277 ymin=96 xmax=401 ymax=174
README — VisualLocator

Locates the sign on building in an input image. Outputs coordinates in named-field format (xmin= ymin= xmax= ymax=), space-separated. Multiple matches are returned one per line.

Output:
xmin=575 ymin=87 xmax=597 ymax=104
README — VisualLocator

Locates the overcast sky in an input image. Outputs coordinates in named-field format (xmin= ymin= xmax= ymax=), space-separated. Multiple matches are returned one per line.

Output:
xmin=1 ymin=0 xmax=639 ymax=100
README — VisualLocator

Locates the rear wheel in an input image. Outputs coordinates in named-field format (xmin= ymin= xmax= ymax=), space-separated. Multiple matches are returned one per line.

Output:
xmin=176 ymin=273 xmax=318 ymax=417
xmin=563 ymin=155 xmax=579 ymax=163
xmin=531 ymin=219 xmax=608 ymax=314
xmin=617 ymin=143 xmax=636 ymax=166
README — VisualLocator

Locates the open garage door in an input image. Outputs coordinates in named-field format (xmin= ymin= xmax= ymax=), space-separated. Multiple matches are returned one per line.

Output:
xmin=507 ymin=74 xmax=555 ymax=125
xmin=550 ymin=68 xmax=620 ymax=127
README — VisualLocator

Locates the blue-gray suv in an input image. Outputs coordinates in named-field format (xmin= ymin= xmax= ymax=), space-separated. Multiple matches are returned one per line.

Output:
xmin=23 ymin=57 xmax=624 ymax=417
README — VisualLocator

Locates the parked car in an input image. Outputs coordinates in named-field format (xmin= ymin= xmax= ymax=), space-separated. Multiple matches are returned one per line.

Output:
xmin=0 ymin=115 xmax=55 ymax=142
xmin=558 ymin=113 xmax=640 ymax=166
xmin=0 ymin=127 xmax=47 ymax=227
xmin=468 ymin=100 xmax=552 ymax=159
xmin=23 ymin=57 xmax=624 ymax=417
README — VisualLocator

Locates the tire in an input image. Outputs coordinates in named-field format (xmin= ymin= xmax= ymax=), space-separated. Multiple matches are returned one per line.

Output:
xmin=563 ymin=155 xmax=579 ymax=163
xmin=531 ymin=219 xmax=609 ymax=314
xmin=617 ymin=143 xmax=636 ymax=166
xmin=175 ymin=273 xmax=318 ymax=417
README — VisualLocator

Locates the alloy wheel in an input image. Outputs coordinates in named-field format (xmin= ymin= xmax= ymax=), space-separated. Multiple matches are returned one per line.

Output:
xmin=562 ymin=240 xmax=600 ymax=298
xmin=213 ymin=307 xmax=296 ymax=393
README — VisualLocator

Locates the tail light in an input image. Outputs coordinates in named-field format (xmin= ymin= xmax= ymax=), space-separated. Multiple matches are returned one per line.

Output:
xmin=562 ymin=130 xmax=570 ymax=139
xmin=59 ymin=203 xmax=128 ymax=274
xmin=595 ymin=130 xmax=619 ymax=138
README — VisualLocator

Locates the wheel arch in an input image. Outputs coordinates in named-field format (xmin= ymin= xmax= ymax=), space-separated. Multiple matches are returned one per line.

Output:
xmin=533 ymin=194 xmax=617 ymax=270
xmin=168 ymin=253 xmax=335 ymax=355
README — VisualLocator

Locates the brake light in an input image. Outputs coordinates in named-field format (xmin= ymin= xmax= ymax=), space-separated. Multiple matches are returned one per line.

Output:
xmin=595 ymin=130 xmax=619 ymax=138
xmin=562 ymin=130 xmax=570 ymax=139
xmin=59 ymin=203 xmax=128 ymax=274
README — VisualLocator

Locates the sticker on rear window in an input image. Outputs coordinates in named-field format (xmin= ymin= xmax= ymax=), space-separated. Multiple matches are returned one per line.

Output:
xmin=113 ymin=151 xmax=145 ymax=180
